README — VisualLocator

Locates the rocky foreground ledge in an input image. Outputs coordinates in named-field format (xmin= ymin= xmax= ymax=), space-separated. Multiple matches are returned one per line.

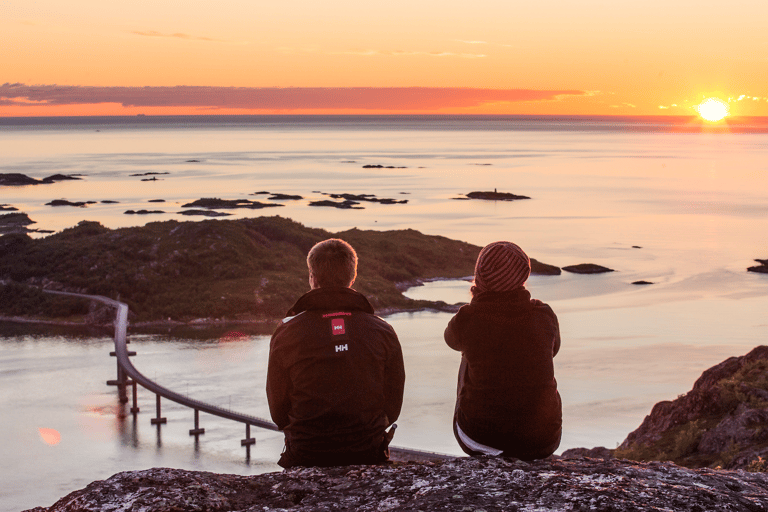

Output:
xmin=26 ymin=456 xmax=768 ymax=512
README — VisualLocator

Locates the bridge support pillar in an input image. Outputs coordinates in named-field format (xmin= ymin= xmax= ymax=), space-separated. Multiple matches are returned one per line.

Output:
xmin=150 ymin=394 xmax=167 ymax=425
xmin=241 ymin=424 xmax=256 ymax=447
xmin=130 ymin=380 xmax=140 ymax=414
xmin=189 ymin=409 xmax=205 ymax=436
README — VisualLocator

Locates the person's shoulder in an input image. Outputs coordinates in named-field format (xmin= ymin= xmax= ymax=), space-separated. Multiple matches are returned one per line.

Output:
xmin=529 ymin=298 xmax=558 ymax=319
xmin=363 ymin=312 xmax=398 ymax=333
xmin=270 ymin=311 xmax=309 ymax=341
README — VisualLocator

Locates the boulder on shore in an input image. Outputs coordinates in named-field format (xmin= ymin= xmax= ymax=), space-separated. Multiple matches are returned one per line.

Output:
xmin=26 ymin=457 xmax=768 ymax=512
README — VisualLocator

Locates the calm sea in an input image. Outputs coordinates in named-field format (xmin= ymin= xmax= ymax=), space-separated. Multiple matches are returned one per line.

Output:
xmin=2 ymin=115 xmax=768 ymax=511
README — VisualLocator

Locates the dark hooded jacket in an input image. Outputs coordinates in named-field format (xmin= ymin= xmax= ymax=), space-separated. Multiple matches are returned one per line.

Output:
xmin=445 ymin=287 xmax=561 ymax=459
xmin=267 ymin=287 xmax=405 ymax=460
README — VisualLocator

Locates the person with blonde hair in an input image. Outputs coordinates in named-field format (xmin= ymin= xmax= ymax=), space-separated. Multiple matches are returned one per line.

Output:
xmin=445 ymin=241 xmax=562 ymax=460
xmin=267 ymin=239 xmax=405 ymax=468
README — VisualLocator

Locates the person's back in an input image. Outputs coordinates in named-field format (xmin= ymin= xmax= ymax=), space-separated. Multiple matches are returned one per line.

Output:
xmin=445 ymin=241 xmax=561 ymax=460
xmin=267 ymin=239 xmax=405 ymax=468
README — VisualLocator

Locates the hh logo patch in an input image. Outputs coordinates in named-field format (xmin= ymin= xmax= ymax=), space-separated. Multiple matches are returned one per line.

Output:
xmin=331 ymin=318 xmax=346 ymax=336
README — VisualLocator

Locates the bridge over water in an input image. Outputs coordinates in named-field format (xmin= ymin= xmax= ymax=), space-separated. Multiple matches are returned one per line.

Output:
xmin=47 ymin=290 xmax=452 ymax=463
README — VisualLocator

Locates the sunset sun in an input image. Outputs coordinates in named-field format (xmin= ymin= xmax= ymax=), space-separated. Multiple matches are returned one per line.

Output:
xmin=696 ymin=97 xmax=729 ymax=122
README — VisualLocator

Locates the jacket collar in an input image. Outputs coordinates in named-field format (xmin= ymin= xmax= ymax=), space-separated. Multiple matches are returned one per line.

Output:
xmin=471 ymin=286 xmax=532 ymax=305
xmin=287 ymin=287 xmax=375 ymax=316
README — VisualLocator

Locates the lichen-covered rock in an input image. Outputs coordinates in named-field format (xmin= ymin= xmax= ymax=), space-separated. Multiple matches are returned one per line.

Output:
xmin=26 ymin=457 xmax=768 ymax=512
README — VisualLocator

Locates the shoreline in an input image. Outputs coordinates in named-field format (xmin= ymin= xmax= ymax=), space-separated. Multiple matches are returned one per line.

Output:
xmin=0 ymin=295 xmax=466 ymax=337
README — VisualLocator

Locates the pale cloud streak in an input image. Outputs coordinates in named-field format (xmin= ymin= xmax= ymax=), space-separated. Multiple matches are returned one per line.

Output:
xmin=0 ymin=83 xmax=587 ymax=111
xmin=455 ymin=39 xmax=514 ymax=48
xmin=281 ymin=47 xmax=487 ymax=58
xmin=131 ymin=30 xmax=220 ymax=42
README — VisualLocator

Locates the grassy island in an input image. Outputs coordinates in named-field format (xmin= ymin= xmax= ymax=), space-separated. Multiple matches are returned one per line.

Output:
xmin=0 ymin=217 xmax=481 ymax=332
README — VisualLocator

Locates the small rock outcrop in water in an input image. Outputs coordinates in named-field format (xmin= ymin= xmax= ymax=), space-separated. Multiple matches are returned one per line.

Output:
xmin=0 ymin=173 xmax=82 ymax=186
xmin=267 ymin=193 xmax=304 ymax=201
xmin=130 ymin=172 xmax=170 ymax=177
xmin=748 ymin=259 xmax=768 ymax=274
xmin=322 ymin=193 xmax=408 ymax=205
xmin=617 ymin=346 xmax=768 ymax=470
xmin=459 ymin=190 xmax=531 ymax=201
xmin=562 ymin=263 xmax=615 ymax=274
xmin=178 ymin=209 xmax=233 ymax=217
xmin=181 ymin=198 xmax=283 ymax=210
xmin=26 ymin=457 xmax=768 ymax=512
xmin=124 ymin=210 xmax=165 ymax=215
xmin=0 ymin=204 xmax=19 ymax=211
xmin=45 ymin=199 xmax=97 ymax=208
xmin=309 ymin=199 xmax=364 ymax=209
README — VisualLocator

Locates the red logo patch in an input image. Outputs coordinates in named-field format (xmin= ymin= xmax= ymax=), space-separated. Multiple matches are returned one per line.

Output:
xmin=331 ymin=318 xmax=346 ymax=336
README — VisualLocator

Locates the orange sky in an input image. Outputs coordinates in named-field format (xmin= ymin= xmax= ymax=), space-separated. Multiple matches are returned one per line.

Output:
xmin=3 ymin=0 xmax=767 ymax=116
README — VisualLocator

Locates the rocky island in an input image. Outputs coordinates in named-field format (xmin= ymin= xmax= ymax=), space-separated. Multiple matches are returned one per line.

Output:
xmin=0 ymin=217 xmax=481 ymax=330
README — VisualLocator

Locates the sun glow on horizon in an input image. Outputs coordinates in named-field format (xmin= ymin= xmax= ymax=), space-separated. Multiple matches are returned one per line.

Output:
xmin=696 ymin=98 xmax=729 ymax=122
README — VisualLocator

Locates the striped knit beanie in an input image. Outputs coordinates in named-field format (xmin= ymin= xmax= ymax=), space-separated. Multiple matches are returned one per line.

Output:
xmin=473 ymin=241 xmax=531 ymax=293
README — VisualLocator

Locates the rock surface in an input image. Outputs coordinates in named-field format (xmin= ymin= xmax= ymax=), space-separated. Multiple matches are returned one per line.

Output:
xmin=26 ymin=457 xmax=768 ymax=512
xmin=748 ymin=259 xmax=768 ymax=274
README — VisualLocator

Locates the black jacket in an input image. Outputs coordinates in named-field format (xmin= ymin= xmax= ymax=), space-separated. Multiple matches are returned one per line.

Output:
xmin=267 ymin=287 xmax=405 ymax=456
xmin=445 ymin=287 xmax=561 ymax=457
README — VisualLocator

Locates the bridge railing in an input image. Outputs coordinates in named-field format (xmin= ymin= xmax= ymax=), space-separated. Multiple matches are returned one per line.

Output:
xmin=46 ymin=290 xmax=452 ymax=462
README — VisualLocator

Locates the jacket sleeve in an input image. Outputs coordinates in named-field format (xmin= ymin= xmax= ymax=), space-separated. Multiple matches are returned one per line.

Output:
xmin=384 ymin=330 xmax=406 ymax=425
xmin=443 ymin=311 xmax=464 ymax=351
xmin=266 ymin=333 xmax=291 ymax=431
xmin=544 ymin=304 xmax=561 ymax=357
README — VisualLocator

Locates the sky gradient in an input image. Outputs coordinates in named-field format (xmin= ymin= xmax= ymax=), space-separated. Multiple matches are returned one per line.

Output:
xmin=3 ymin=0 xmax=767 ymax=116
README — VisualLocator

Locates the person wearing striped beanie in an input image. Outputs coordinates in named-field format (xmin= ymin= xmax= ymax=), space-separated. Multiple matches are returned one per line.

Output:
xmin=471 ymin=241 xmax=531 ymax=296
xmin=445 ymin=241 xmax=562 ymax=460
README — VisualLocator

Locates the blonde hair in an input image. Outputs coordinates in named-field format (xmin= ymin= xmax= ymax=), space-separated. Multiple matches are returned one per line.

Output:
xmin=307 ymin=239 xmax=358 ymax=288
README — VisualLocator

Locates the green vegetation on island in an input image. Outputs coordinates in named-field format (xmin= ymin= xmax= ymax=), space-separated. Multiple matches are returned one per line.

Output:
xmin=0 ymin=216 xmax=481 ymax=330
